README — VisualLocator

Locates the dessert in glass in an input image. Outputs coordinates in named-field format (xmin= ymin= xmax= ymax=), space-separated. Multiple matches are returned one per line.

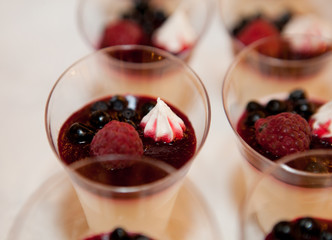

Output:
xmin=66 ymin=155 xmax=178 ymax=239
xmin=45 ymin=45 xmax=211 ymax=238
xmin=222 ymin=35 xmax=332 ymax=187
xmin=240 ymin=149 xmax=332 ymax=240
xmin=7 ymin=167 xmax=222 ymax=240
xmin=77 ymin=0 xmax=213 ymax=61
xmin=219 ymin=0 xmax=332 ymax=55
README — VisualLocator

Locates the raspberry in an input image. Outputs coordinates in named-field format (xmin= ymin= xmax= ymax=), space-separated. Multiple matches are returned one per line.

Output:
xmin=99 ymin=20 xmax=146 ymax=49
xmin=255 ymin=112 xmax=311 ymax=157
xmin=90 ymin=120 xmax=143 ymax=156
xmin=236 ymin=18 xmax=280 ymax=46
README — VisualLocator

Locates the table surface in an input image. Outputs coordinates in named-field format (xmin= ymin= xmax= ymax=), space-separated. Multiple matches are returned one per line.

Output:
xmin=0 ymin=0 xmax=245 ymax=239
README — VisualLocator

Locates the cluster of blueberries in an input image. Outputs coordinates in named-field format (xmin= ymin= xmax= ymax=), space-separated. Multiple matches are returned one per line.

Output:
xmin=121 ymin=0 xmax=167 ymax=37
xmin=68 ymin=96 xmax=156 ymax=144
xmin=268 ymin=217 xmax=332 ymax=240
xmin=244 ymin=89 xmax=317 ymax=127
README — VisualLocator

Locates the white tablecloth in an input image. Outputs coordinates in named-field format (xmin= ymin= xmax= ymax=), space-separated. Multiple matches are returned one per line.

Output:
xmin=0 ymin=0 xmax=244 ymax=239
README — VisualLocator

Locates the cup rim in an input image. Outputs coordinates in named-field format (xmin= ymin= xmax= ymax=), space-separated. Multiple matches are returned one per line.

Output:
xmin=76 ymin=0 xmax=215 ymax=59
xmin=66 ymin=154 xmax=184 ymax=194
xmin=240 ymin=149 xmax=332 ymax=240
xmin=45 ymin=44 xmax=211 ymax=178
xmin=272 ymin=149 xmax=332 ymax=177
xmin=222 ymin=34 xmax=332 ymax=175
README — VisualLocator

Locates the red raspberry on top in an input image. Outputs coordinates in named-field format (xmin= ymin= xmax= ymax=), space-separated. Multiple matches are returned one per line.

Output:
xmin=99 ymin=20 xmax=146 ymax=49
xmin=236 ymin=18 xmax=280 ymax=46
xmin=255 ymin=112 xmax=311 ymax=158
xmin=90 ymin=120 xmax=143 ymax=156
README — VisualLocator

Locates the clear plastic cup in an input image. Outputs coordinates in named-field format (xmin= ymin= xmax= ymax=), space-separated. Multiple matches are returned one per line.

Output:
xmin=240 ymin=149 xmax=332 ymax=240
xmin=77 ymin=0 xmax=213 ymax=61
xmin=66 ymin=154 xmax=181 ymax=238
xmin=219 ymin=0 xmax=332 ymax=55
xmin=222 ymin=35 xmax=332 ymax=188
xmin=45 ymin=45 xmax=211 ymax=237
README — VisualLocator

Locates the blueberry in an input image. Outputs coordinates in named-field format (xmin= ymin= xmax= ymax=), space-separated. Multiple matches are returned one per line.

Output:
xmin=119 ymin=108 xmax=139 ymax=127
xmin=141 ymin=101 xmax=156 ymax=116
xmin=110 ymin=96 xmax=128 ymax=112
xmin=133 ymin=235 xmax=151 ymax=240
xmin=272 ymin=221 xmax=295 ymax=240
xmin=304 ymin=161 xmax=328 ymax=173
xmin=68 ymin=122 xmax=94 ymax=144
xmin=246 ymin=101 xmax=264 ymax=112
xmin=90 ymin=101 xmax=109 ymax=112
xmin=153 ymin=9 xmax=167 ymax=27
xmin=232 ymin=18 xmax=249 ymax=36
xmin=288 ymin=89 xmax=307 ymax=103
xmin=320 ymin=230 xmax=332 ymax=240
xmin=141 ymin=20 xmax=155 ymax=36
xmin=90 ymin=110 xmax=111 ymax=129
xmin=110 ymin=227 xmax=129 ymax=239
xmin=295 ymin=217 xmax=321 ymax=239
xmin=265 ymin=99 xmax=287 ymax=114
xmin=134 ymin=0 xmax=149 ymax=15
xmin=245 ymin=111 xmax=266 ymax=126
xmin=274 ymin=11 xmax=292 ymax=31
xmin=293 ymin=99 xmax=316 ymax=120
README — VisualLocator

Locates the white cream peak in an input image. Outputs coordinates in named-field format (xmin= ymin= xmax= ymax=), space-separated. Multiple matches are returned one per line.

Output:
xmin=140 ymin=98 xmax=186 ymax=143
xmin=152 ymin=7 xmax=196 ymax=53
xmin=311 ymin=101 xmax=332 ymax=138
xmin=282 ymin=15 xmax=332 ymax=52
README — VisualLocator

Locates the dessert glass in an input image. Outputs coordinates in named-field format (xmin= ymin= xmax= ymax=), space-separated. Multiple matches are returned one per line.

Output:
xmin=240 ymin=149 xmax=332 ymax=240
xmin=77 ymin=0 xmax=213 ymax=61
xmin=222 ymin=35 xmax=332 ymax=187
xmin=219 ymin=0 xmax=332 ymax=55
xmin=66 ymin=154 xmax=179 ymax=239
xmin=7 ymin=169 xmax=221 ymax=240
xmin=45 ymin=45 xmax=211 ymax=238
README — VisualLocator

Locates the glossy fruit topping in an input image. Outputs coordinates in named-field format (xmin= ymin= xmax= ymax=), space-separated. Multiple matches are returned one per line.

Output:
xmin=99 ymin=0 xmax=168 ymax=50
xmin=266 ymin=217 xmax=332 ymax=240
xmin=236 ymin=18 xmax=280 ymax=47
xmin=68 ymin=122 xmax=95 ymax=144
xmin=90 ymin=120 xmax=143 ymax=156
xmin=58 ymin=95 xmax=196 ymax=168
xmin=255 ymin=112 xmax=311 ymax=157
xmin=237 ymin=89 xmax=328 ymax=161
xmin=99 ymin=20 xmax=146 ymax=49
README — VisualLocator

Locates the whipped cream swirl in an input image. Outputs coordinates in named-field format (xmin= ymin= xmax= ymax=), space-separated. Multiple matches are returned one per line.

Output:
xmin=140 ymin=98 xmax=186 ymax=143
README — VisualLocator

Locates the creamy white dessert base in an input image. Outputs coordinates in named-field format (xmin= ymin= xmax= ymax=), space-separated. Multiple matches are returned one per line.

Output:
xmin=72 ymin=180 xmax=183 ymax=239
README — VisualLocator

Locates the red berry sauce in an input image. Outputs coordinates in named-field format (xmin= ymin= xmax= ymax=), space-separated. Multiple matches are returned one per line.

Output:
xmin=99 ymin=1 xmax=166 ymax=49
xmin=232 ymin=12 xmax=331 ymax=59
xmin=58 ymin=95 xmax=196 ymax=170
xmin=236 ymin=89 xmax=332 ymax=169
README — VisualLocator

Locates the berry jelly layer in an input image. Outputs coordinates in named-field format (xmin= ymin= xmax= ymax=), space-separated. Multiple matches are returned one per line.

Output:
xmin=99 ymin=1 xmax=167 ymax=49
xmin=231 ymin=11 xmax=331 ymax=59
xmin=58 ymin=95 xmax=196 ymax=170
xmin=265 ymin=217 xmax=332 ymax=240
xmin=236 ymin=89 xmax=332 ymax=167
xmin=237 ymin=102 xmax=324 ymax=161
